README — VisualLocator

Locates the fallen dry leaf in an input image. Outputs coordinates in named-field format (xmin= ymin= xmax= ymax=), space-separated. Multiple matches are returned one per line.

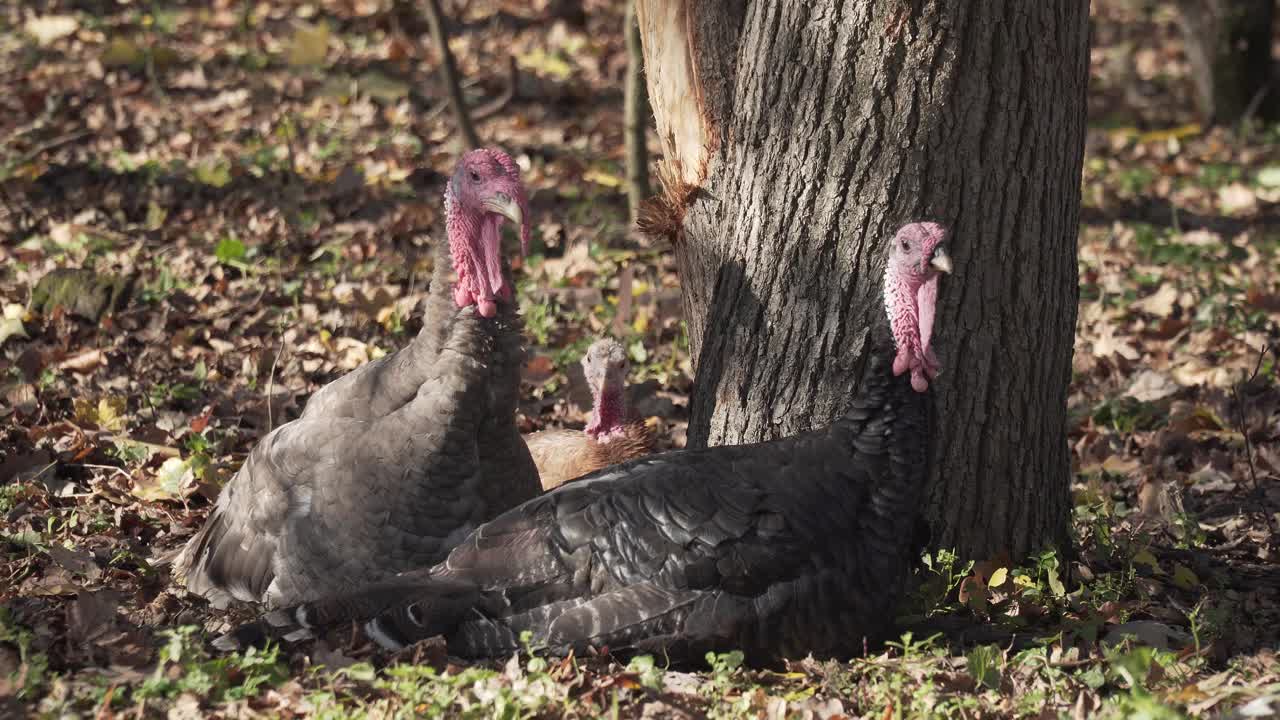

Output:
xmin=58 ymin=348 xmax=106 ymax=372
xmin=1132 ymin=283 xmax=1180 ymax=318
xmin=24 ymin=15 xmax=78 ymax=45
xmin=131 ymin=457 xmax=195 ymax=502
xmin=1217 ymin=183 xmax=1257 ymax=215
xmin=1126 ymin=370 xmax=1179 ymax=402
xmin=1092 ymin=322 xmax=1140 ymax=361
xmin=0 ymin=303 xmax=27 ymax=345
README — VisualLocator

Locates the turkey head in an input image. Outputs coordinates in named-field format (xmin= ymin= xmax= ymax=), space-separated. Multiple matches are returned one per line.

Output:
xmin=446 ymin=148 xmax=532 ymax=317
xmin=581 ymin=337 xmax=629 ymax=440
xmin=884 ymin=221 xmax=952 ymax=392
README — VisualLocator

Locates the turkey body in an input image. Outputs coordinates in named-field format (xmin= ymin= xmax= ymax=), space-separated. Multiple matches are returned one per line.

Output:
xmin=525 ymin=420 xmax=655 ymax=490
xmin=177 ymin=265 xmax=538 ymax=609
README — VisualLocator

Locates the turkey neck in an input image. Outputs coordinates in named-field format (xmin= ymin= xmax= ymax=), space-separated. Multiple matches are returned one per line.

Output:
xmin=834 ymin=318 xmax=931 ymax=586
xmin=446 ymin=186 xmax=513 ymax=314
xmin=415 ymin=200 xmax=519 ymax=358
xmin=586 ymin=384 xmax=627 ymax=440
xmin=439 ymin=199 xmax=535 ymax=508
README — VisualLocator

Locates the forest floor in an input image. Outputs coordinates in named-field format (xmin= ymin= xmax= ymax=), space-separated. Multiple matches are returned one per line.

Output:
xmin=2 ymin=1 xmax=1279 ymax=718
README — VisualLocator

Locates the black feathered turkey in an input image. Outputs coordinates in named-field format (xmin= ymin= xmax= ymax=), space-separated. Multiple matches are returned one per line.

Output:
xmin=175 ymin=148 xmax=542 ymax=609
xmin=216 ymin=222 xmax=952 ymax=664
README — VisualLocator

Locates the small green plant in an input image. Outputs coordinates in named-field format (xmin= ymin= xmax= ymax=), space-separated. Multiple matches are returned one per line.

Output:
xmin=886 ymin=631 xmax=941 ymax=660
xmin=1116 ymin=166 xmax=1156 ymax=196
xmin=214 ymin=235 xmax=252 ymax=272
xmin=1197 ymin=162 xmax=1243 ymax=189
xmin=702 ymin=650 xmax=752 ymax=719
xmin=913 ymin=548 xmax=975 ymax=616
xmin=1172 ymin=509 xmax=1207 ymax=549
xmin=1030 ymin=548 xmax=1067 ymax=600
xmin=37 ymin=367 xmax=58 ymax=390
xmin=148 ymin=382 xmax=203 ymax=407
xmin=138 ymin=264 xmax=188 ymax=303
xmin=183 ymin=430 xmax=214 ymax=479
xmin=966 ymin=644 xmax=1003 ymax=690
xmin=136 ymin=626 xmax=286 ymax=704
xmin=705 ymin=649 xmax=744 ymax=687
xmin=522 ymin=297 xmax=559 ymax=346
xmin=1185 ymin=599 xmax=1229 ymax=656
xmin=1102 ymin=644 xmax=1185 ymax=718
xmin=108 ymin=439 xmax=151 ymax=466
xmin=626 ymin=654 xmax=664 ymax=690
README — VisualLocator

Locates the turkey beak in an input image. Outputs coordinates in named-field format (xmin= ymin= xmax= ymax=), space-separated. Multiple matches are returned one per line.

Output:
xmin=929 ymin=246 xmax=953 ymax=274
xmin=483 ymin=192 xmax=523 ymax=228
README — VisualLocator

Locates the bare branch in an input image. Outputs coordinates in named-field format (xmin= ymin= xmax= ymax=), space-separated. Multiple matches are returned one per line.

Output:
xmin=1230 ymin=342 xmax=1272 ymax=496
xmin=471 ymin=55 xmax=518 ymax=122
xmin=421 ymin=0 xmax=482 ymax=148
xmin=624 ymin=0 xmax=651 ymax=225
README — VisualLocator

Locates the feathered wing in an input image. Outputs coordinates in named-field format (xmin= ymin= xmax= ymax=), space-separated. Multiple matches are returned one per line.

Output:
xmin=178 ymin=418 xmax=365 ymax=608
xmin=440 ymin=424 xmax=894 ymax=663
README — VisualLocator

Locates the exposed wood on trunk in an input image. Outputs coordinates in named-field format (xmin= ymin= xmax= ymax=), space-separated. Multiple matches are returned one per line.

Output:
xmin=632 ymin=2 xmax=709 ymax=188
xmin=624 ymin=0 xmax=652 ymax=225
xmin=637 ymin=1 xmax=1089 ymax=561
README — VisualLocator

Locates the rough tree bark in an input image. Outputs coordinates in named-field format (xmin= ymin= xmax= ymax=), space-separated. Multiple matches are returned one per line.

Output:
xmin=635 ymin=2 xmax=1088 ymax=561
xmin=1174 ymin=0 xmax=1277 ymax=125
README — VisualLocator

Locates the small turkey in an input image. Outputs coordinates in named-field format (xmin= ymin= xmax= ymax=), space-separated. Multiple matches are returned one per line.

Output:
xmin=525 ymin=337 xmax=656 ymax=490
xmin=218 ymin=222 xmax=952 ymax=664
xmin=175 ymin=148 xmax=542 ymax=609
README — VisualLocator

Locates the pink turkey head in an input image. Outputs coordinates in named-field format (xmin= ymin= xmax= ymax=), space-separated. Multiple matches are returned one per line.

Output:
xmin=884 ymin=221 xmax=952 ymax=392
xmin=445 ymin=148 xmax=532 ymax=317
xmin=581 ymin=338 xmax=629 ymax=441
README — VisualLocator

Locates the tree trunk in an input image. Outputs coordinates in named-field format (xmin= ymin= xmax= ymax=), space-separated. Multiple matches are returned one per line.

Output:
xmin=1175 ymin=0 xmax=1277 ymax=125
xmin=635 ymin=1 xmax=1088 ymax=561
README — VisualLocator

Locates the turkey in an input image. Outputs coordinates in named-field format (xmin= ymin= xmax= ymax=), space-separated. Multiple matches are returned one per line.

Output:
xmin=216 ymin=221 xmax=952 ymax=665
xmin=524 ymin=337 xmax=656 ymax=490
xmin=175 ymin=148 xmax=542 ymax=609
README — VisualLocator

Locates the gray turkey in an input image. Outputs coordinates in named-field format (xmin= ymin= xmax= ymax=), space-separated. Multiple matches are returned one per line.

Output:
xmin=524 ymin=337 xmax=656 ymax=490
xmin=175 ymin=148 xmax=541 ymax=609
xmin=216 ymin=221 xmax=952 ymax=665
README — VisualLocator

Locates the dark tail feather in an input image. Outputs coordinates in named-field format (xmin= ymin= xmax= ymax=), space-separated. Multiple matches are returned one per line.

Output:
xmin=211 ymin=577 xmax=483 ymax=653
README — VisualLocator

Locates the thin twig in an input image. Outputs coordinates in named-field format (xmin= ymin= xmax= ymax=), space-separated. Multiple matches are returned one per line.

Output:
xmin=471 ymin=55 xmax=518 ymax=121
xmin=612 ymin=265 xmax=634 ymax=337
xmin=421 ymin=0 xmax=482 ymax=148
xmin=6 ymin=130 xmax=93 ymax=169
xmin=266 ymin=334 xmax=287 ymax=433
xmin=1230 ymin=342 xmax=1272 ymax=496
xmin=282 ymin=114 xmax=304 ymax=242
xmin=1236 ymin=77 xmax=1275 ymax=134
xmin=623 ymin=0 xmax=651 ymax=225
xmin=98 ymin=434 xmax=181 ymax=458
xmin=76 ymin=463 xmax=133 ymax=482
